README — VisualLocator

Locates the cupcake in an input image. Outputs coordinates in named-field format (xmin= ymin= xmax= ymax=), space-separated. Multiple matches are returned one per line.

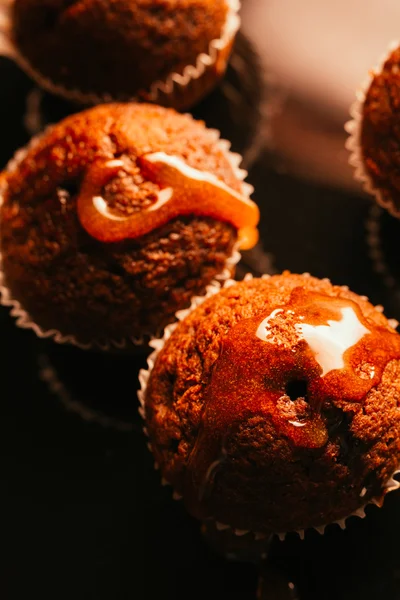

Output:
xmin=142 ymin=273 xmax=400 ymax=536
xmin=347 ymin=44 xmax=400 ymax=214
xmin=0 ymin=102 xmax=258 ymax=348
xmin=5 ymin=0 xmax=240 ymax=108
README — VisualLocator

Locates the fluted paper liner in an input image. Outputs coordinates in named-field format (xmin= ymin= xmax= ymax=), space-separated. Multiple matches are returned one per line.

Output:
xmin=345 ymin=40 xmax=400 ymax=216
xmin=138 ymin=272 xmax=400 ymax=541
xmin=0 ymin=123 xmax=250 ymax=350
xmin=0 ymin=0 xmax=240 ymax=110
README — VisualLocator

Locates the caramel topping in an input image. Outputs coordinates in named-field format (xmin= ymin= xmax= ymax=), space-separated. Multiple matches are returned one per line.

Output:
xmin=77 ymin=153 xmax=259 ymax=249
xmin=184 ymin=288 xmax=400 ymax=511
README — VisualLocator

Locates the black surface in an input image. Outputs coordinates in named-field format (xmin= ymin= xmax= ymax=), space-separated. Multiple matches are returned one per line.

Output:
xmin=366 ymin=206 xmax=400 ymax=317
xmin=1 ymin=48 xmax=400 ymax=600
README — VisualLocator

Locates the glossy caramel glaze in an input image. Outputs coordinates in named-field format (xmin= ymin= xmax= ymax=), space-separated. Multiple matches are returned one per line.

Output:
xmin=77 ymin=153 xmax=259 ymax=250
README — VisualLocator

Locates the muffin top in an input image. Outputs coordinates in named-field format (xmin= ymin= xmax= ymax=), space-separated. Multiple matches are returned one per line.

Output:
xmin=1 ymin=102 xmax=256 ymax=247
xmin=360 ymin=45 xmax=400 ymax=214
xmin=0 ymin=102 xmax=255 ymax=344
xmin=12 ymin=0 xmax=232 ymax=99
xmin=145 ymin=273 xmax=400 ymax=533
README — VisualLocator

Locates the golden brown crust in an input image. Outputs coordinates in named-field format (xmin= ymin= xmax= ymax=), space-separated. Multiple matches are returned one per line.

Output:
xmin=0 ymin=103 xmax=239 ymax=343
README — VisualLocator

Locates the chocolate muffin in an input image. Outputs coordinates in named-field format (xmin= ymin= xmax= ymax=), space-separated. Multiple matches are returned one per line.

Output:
xmin=0 ymin=103 xmax=258 ymax=347
xmin=358 ymin=45 xmax=400 ymax=214
xmin=144 ymin=273 xmax=400 ymax=535
xmin=11 ymin=0 xmax=238 ymax=107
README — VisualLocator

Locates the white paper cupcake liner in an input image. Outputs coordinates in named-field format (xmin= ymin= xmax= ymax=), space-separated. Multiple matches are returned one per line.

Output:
xmin=345 ymin=40 xmax=400 ymax=216
xmin=138 ymin=272 xmax=400 ymax=541
xmin=0 ymin=0 xmax=240 ymax=109
xmin=0 ymin=119 xmax=253 ymax=350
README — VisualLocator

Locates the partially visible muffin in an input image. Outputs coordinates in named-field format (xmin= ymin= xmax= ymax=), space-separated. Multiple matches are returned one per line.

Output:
xmin=12 ymin=0 xmax=237 ymax=106
xmin=359 ymin=46 xmax=400 ymax=214
xmin=144 ymin=273 xmax=400 ymax=534
xmin=0 ymin=102 xmax=256 ymax=346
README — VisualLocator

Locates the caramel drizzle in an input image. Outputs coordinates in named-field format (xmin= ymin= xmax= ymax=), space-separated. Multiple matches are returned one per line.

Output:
xmin=77 ymin=153 xmax=259 ymax=249
xmin=183 ymin=288 xmax=400 ymax=518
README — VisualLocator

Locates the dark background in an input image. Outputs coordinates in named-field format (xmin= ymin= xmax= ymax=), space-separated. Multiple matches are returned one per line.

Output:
xmin=1 ymin=42 xmax=400 ymax=599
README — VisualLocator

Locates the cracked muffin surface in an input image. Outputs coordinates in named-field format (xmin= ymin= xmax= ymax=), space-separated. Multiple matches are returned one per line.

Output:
xmin=0 ymin=103 xmax=242 ymax=345
xmin=145 ymin=273 xmax=400 ymax=533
